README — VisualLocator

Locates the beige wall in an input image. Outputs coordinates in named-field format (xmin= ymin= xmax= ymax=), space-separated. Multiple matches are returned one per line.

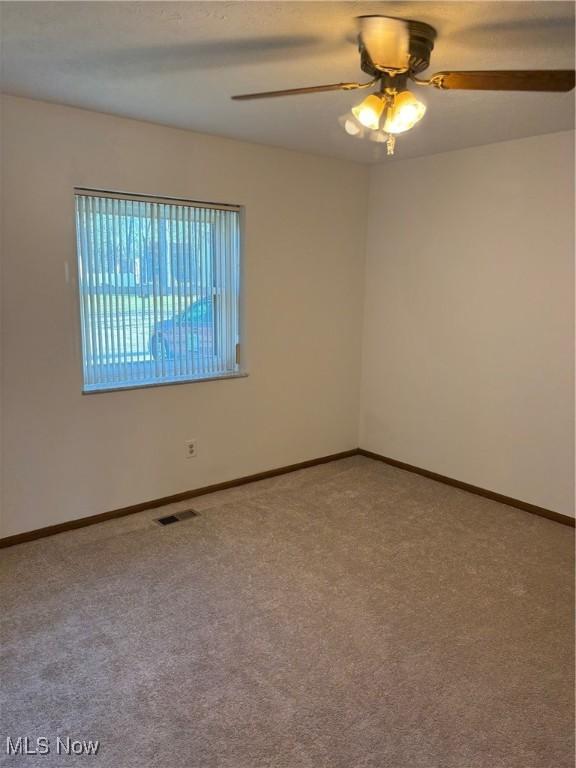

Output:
xmin=1 ymin=96 xmax=573 ymax=537
xmin=0 ymin=95 xmax=368 ymax=537
xmin=360 ymin=131 xmax=575 ymax=516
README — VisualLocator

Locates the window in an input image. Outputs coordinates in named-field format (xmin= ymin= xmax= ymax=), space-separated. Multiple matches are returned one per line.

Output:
xmin=74 ymin=190 xmax=242 ymax=392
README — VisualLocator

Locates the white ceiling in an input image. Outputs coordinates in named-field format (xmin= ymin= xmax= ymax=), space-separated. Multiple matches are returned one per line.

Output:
xmin=1 ymin=1 xmax=574 ymax=163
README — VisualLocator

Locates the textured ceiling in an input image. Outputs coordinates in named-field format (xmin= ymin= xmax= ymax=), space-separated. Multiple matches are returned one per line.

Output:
xmin=1 ymin=1 xmax=574 ymax=163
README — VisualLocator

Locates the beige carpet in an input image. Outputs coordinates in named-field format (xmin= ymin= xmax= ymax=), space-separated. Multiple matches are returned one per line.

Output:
xmin=1 ymin=456 xmax=574 ymax=767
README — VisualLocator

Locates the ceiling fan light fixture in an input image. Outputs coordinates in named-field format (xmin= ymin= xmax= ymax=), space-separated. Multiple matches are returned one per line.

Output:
xmin=383 ymin=90 xmax=426 ymax=134
xmin=233 ymin=14 xmax=575 ymax=159
xmin=351 ymin=93 xmax=386 ymax=130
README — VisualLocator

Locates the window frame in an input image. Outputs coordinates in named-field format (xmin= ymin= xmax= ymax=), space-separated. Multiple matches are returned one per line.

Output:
xmin=73 ymin=188 xmax=247 ymax=394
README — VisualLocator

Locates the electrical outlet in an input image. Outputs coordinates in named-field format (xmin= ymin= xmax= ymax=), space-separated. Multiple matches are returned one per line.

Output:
xmin=185 ymin=439 xmax=197 ymax=459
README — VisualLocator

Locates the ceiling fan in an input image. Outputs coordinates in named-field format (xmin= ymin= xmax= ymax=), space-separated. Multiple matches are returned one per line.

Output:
xmin=231 ymin=15 xmax=575 ymax=155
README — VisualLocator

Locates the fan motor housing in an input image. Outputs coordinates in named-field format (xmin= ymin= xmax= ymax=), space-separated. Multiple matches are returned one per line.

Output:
xmin=359 ymin=19 xmax=437 ymax=77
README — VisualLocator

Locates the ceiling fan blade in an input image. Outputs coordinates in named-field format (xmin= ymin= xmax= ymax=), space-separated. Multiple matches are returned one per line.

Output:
xmin=428 ymin=70 xmax=575 ymax=92
xmin=231 ymin=81 xmax=374 ymax=100
xmin=357 ymin=15 xmax=410 ymax=72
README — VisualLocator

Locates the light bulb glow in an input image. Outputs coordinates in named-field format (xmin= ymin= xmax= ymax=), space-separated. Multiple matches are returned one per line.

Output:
xmin=344 ymin=119 xmax=361 ymax=136
xmin=338 ymin=113 xmax=365 ymax=139
xmin=383 ymin=90 xmax=426 ymax=134
xmin=368 ymin=130 xmax=388 ymax=143
xmin=351 ymin=94 xmax=385 ymax=130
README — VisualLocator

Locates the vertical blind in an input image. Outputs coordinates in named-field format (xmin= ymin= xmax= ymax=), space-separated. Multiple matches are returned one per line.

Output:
xmin=75 ymin=191 xmax=241 ymax=392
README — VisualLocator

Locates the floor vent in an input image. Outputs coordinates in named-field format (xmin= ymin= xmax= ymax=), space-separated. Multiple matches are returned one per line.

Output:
xmin=156 ymin=509 xmax=199 ymax=526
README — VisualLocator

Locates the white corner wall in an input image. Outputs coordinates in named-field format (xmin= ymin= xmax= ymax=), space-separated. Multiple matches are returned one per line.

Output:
xmin=360 ymin=131 xmax=575 ymax=517
xmin=0 ymin=95 xmax=368 ymax=537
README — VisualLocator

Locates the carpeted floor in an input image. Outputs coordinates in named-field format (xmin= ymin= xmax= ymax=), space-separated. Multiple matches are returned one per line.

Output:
xmin=1 ymin=456 xmax=574 ymax=768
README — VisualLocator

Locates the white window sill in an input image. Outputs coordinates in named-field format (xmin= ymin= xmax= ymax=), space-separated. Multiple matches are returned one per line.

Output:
xmin=82 ymin=371 xmax=248 ymax=395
